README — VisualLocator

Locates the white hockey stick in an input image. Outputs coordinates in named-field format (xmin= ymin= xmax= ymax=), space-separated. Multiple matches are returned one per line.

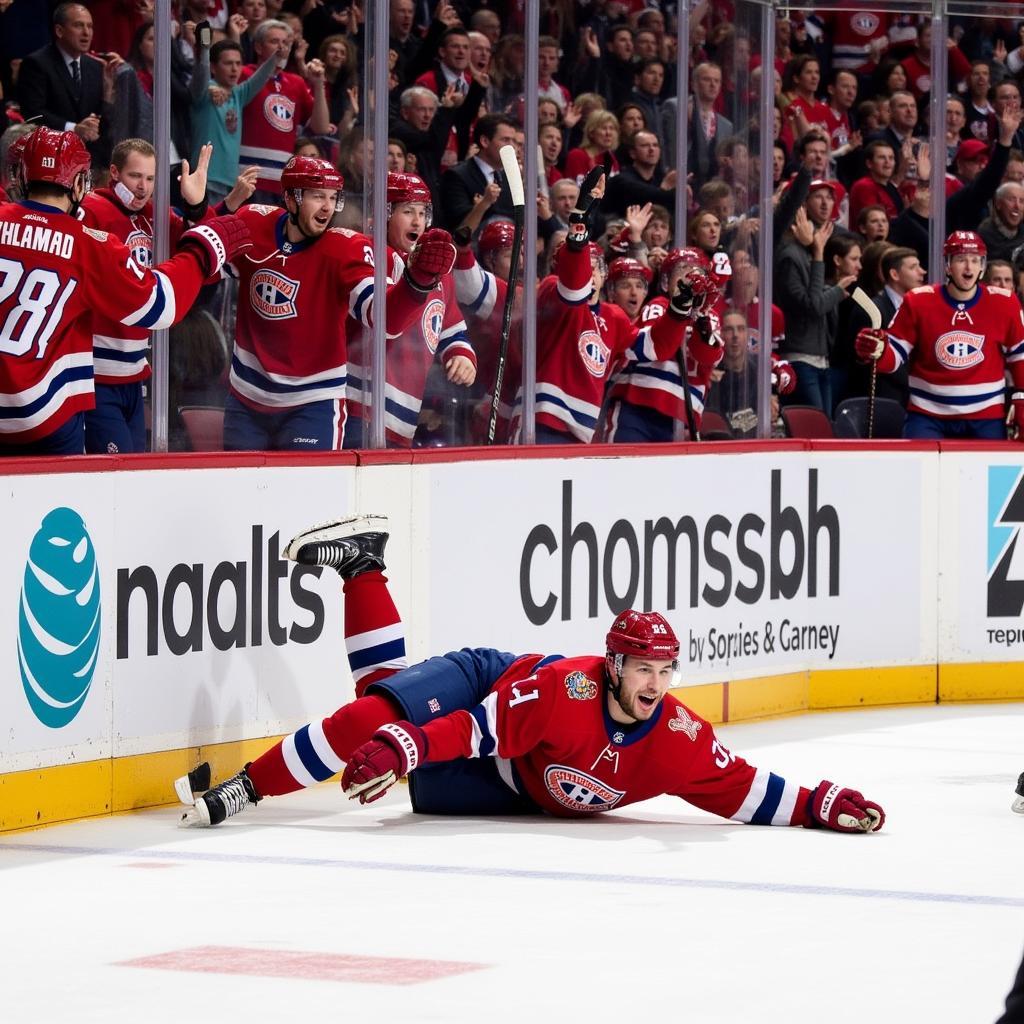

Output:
xmin=851 ymin=287 xmax=881 ymax=439
xmin=487 ymin=144 xmax=525 ymax=445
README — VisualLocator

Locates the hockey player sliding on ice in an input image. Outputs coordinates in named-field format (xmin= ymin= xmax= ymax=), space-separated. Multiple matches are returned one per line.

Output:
xmin=178 ymin=519 xmax=884 ymax=835
xmin=855 ymin=230 xmax=1024 ymax=440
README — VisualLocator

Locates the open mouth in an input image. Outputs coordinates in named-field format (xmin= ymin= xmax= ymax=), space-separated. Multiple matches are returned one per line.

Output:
xmin=404 ymin=230 xmax=420 ymax=249
xmin=637 ymin=693 xmax=658 ymax=710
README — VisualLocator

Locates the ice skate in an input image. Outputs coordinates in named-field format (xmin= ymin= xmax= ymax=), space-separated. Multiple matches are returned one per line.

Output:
xmin=1013 ymin=772 xmax=1024 ymax=814
xmin=173 ymin=761 xmax=211 ymax=805
xmin=179 ymin=768 xmax=260 ymax=827
xmin=282 ymin=514 xmax=389 ymax=580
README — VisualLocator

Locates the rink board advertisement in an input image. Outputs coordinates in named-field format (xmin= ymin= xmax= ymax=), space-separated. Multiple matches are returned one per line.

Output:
xmin=0 ymin=466 xmax=356 ymax=775
xmin=939 ymin=451 xmax=1024 ymax=665
xmin=422 ymin=450 xmax=933 ymax=685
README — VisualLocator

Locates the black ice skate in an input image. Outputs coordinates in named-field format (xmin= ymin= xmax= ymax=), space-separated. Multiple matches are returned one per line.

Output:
xmin=173 ymin=760 xmax=211 ymax=805
xmin=282 ymin=514 xmax=389 ymax=580
xmin=179 ymin=767 xmax=260 ymax=827
xmin=1013 ymin=772 xmax=1024 ymax=815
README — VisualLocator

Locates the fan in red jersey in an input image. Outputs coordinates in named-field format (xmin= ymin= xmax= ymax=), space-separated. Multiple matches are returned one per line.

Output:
xmin=224 ymin=158 xmax=456 ymax=451
xmin=0 ymin=127 xmax=251 ymax=456
xmin=855 ymin=230 xmax=1024 ymax=439
xmin=177 ymin=515 xmax=884 ymax=835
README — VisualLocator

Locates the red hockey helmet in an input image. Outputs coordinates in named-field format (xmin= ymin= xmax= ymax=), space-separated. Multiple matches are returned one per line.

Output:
xmin=478 ymin=220 xmax=517 ymax=262
xmin=13 ymin=127 xmax=90 ymax=194
xmin=549 ymin=239 xmax=606 ymax=276
xmin=280 ymin=155 xmax=344 ymax=212
xmin=943 ymin=230 xmax=986 ymax=279
xmin=606 ymin=610 xmax=680 ymax=662
xmin=660 ymin=247 xmax=709 ymax=293
xmin=607 ymin=257 xmax=653 ymax=286
xmin=387 ymin=171 xmax=433 ymax=226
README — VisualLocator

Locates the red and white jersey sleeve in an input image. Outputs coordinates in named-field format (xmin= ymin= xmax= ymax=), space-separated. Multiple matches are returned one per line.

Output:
xmin=419 ymin=655 xmax=812 ymax=824
xmin=887 ymin=283 xmax=1024 ymax=419
xmin=0 ymin=200 xmax=207 ymax=442
xmin=819 ymin=11 xmax=893 ymax=72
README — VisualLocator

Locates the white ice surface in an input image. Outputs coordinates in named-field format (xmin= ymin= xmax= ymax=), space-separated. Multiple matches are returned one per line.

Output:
xmin=2 ymin=703 xmax=1023 ymax=1024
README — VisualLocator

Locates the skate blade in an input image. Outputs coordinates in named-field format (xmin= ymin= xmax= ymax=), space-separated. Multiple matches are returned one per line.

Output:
xmin=1012 ymin=796 xmax=1024 ymax=815
xmin=178 ymin=801 xmax=212 ymax=828
xmin=282 ymin=514 xmax=389 ymax=560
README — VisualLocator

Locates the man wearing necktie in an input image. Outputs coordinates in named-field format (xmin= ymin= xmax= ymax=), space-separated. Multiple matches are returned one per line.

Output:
xmin=17 ymin=3 xmax=114 ymax=167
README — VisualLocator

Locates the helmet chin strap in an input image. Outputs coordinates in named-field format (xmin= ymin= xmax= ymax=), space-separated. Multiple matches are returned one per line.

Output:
xmin=286 ymin=189 xmax=317 ymax=238
xmin=605 ymin=652 xmax=625 ymax=700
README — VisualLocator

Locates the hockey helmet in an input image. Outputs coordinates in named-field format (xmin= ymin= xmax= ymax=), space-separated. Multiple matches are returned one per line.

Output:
xmin=943 ymin=230 xmax=986 ymax=278
xmin=13 ymin=127 xmax=90 ymax=194
xmin=606 ymin=610 xmax=680 ymax=662
xmin=387 ymin=171 xmax=433 ymax=226
xmin=280 ymin=155 xmax=344 ymax=212
xmin=549 ymin=239 xmax=606 ymax=276
xmin=660 ymin=246 xmax=709 ymax=293
xmin=478 ymin=220 xmax=517 ymax=262
xmin=607 ymin=257 xmax=653 ymax=286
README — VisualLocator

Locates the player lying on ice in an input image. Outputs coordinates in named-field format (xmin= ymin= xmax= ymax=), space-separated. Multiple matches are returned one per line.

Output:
xmin=177 ymin=517 xmax=884 ymax=834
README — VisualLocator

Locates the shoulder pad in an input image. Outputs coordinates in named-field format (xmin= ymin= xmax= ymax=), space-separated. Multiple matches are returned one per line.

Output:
xmin=82 ymin=226 xmax=109 ymax=242
xmin=988 ymin=285 xmax=1013 ymax=297
xmin=910 ymin=285 xmax=933 ymax=294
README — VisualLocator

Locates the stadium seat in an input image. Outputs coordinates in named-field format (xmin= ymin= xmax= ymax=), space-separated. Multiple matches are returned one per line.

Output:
xmin=178 ymin=406 xmax=224 ymax=452
xmin=700 ymin=410 xmax=732 ymax=440
xmin=833 ymin=397 xmax=906 ymax=439
xmin=780 ymin=405 xmax=834 ymax=439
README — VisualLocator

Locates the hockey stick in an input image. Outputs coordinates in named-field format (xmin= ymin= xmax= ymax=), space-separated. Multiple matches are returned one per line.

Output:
xmin=487 ymin=145 xmax=525 ymax=445
xmin=851 ymin=287 xmax=881 ymax=439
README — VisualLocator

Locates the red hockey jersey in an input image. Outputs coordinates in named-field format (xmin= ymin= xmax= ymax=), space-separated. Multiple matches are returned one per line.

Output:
xmin=818 ymin=11 xmax=893 ymax=73
xmin=510 ymin=245 xmax=691 ymax=442
xmin=239 ymin=67 xmax=315 ymax=194
xmin=886 ymin=283 xmax=1024 ymax=419
xmin=419 ymin=654 xmax=813 ymax=824
xmin=347 ymin=249 xmax=475 ymax=446
xmin=79 ymin=188 xmax=192 ymax=385
xmin=229 ymin=206 xmax=430 ymax=417
xmin=0 ymin=200 xmax=209 ymax=443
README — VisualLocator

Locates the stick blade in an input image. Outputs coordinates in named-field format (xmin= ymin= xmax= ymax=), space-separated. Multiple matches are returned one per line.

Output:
xmin=851 ymin=287 xmax=882 ymax=330
xmin=499 ymin=144 xmax=525 ymax=207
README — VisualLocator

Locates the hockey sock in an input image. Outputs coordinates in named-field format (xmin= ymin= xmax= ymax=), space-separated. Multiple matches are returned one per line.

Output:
xmin=344 ymin=570 xmax=407 ymax=697
xmin=247 ymin=693 xmax=402 ymax=797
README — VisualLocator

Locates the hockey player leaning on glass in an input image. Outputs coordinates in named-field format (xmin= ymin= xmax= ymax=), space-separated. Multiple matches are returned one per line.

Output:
xmin=177 ymin=517 xmax=884 ymax=836
xmin=855 ymin=230 xmax=1024 ymax=440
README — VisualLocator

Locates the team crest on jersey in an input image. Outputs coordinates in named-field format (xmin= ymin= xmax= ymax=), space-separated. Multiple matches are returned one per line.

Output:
xmin=421 ymin=298 xmax=445 ymax=353
xmin=544 ymin=765 xmax=625 ymax=813
xmin=125 ymin=228 xmax=153 ymax=268
xmin=578 ymin=330 xmax=610 ymax=376
xmin=251 ymin=269 xmax=301 ymax=319
xmin=667 ymin=705 xmax=701 ymax=741
xmin=225 ymin=108 xmax=238 ymax=134
xmin=564 ymin=671 xmax=598 ymax=701
xmin=851 ymin=12 xmax=880 ymax=35
xmin=264 ymin=92 xmax=296 ymax=132
xmin=935 ymin=330 xmax=984 ymax=369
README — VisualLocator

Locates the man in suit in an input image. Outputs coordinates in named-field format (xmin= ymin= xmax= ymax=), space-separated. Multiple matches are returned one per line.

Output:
xmin=439 ymin=113 xmax=519 ymax=232
xmin=17 ymin=3 xmax=115 ymax=168
xmin=663 ymin=62 xmax=733 ymax=189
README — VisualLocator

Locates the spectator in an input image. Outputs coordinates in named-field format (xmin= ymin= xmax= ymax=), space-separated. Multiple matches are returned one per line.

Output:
xmin=979 ymin=181 xmax=1024 ymax=263
xmin=992 ymin=80 xmax=1024 ymax=153
xmin=386 ymin=137 xmax=408 ymax=172
xmin=870 ymin=58 xmax=908 ymax=99
xmin=857 ymin=240 xmax=895 ymax=296
xmin=468 ymin=8 xmax=501 ymax=48
xmin=615 ymin=102 xmax=648 ymax=159
xmin=947 ymin=105 xmax=1022 ymax=233
xmin=952 ymin=138 xmax=990 ymax=188
xmin=945 ymin=94 xmax=968 ymax=167
xmin=488 ymin=34 xmax=525 ymax=114
xmin=677 ymin=62 xmax=731 ymax=187
xmin=319 ymin=34 xmax=358 ymax=129
xmin=238 ymin=19 xmax=332 ymax=203
xmin=629 ymin=58 xmax=666 ymax=148
xmin=390 ymin=0 xmax=421 ymax=80
xmin=539 ymin=121 xmax=564 ymax=187
xmin=1008 ymin=150 xmax=1024 ymax=184
xmin=849 ymin=139 xmax=903 ymax=225
xmin=572 ymin=24 xmax=636 ymax=114
xmin=964 ymin=60 xmax=995 ymax=143
xmin=16 ymin=3 xmax=117 ymax=168
xmin=537 ymin=35 xmax=570 ymax=111
xmin=642 ymin=203 xmax=672 ymax=274
xmin=548 ymin=178 xmax=578 ymax=230
xmin=439 ymin=113 xmax=520 ymax=232
xmin=780 ymin=55 xmax=829 ymax=139
xmin=190 ymin=38 xmax=276 ymax=208
xmin=775 ymin=193 xmax=855 ymax=412
xmin=874 ymin=89 xmax=923 ymax=181
xmin=705 ymin=309 xmax=779 ymax=438
xmin=857 ymin=204 xmax=890 ymax=244
xmin=604 ymin=128 xmax=675 ymax=218
xmin=415 ymin=26 xmax=472 ymax=100
xmin=169 ymin=309 xmax=231 ymax=452
xmin=822 ymin=69 xmax=858 ymax=156
xmin=335 ymin=127 xmax=369 ymax=227
xmin=234 ymin=0 xmax=267 ymax=66
xmin=824 ymin=232 xmax=864 ymax=410
xmin=564 ymin=109 xmax=620 ymax=185
xmin=984 ymin=259 xmax=1016 ymax=292
xmin=773 ymin=141 xmax=788 ymax=189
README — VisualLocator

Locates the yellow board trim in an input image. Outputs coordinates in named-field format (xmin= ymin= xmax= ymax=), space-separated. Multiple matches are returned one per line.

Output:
xmin=4 ymin=661 xmax=1024 ymax=834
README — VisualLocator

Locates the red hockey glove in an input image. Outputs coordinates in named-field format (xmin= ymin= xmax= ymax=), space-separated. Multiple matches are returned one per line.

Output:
xmin=404 ymin=228 xmax=456 ymax=292
xmin=668 ymin=268 xmax=719 ymax=320
xmin=773 ymin=359 xmax=796 ymax=396
xmin=1010 ymin=393 xmax=1024 ymax=442
xmin=179 ymin=214 xmax=252 ymax=276
xmin=341 ymin=721 xmax=428 ymax=805
xmin=853 ymin=327 xmax=897 ymax=371
xmin=805 ymin=780 xmax=885 ymax=833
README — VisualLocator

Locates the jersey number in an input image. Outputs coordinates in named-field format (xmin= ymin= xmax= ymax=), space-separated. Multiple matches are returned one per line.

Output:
xmin=0 ymin=259 xmax=78 ymax=359
xmin=508 ymin=683 xmax=540 ymax=708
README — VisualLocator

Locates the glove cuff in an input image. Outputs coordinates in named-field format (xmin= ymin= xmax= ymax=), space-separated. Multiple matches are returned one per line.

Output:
xmin=181 ymin=224 xmax=228 ymax=275
xmin=377 ymin=721 xmax=427 ymax=774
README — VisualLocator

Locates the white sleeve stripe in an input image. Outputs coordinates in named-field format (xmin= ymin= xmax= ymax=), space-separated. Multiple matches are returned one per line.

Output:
xmin=732 ymin=767 xmax=771 ymax=823
xmin=771 ymin=781 xmax=800 ymax=826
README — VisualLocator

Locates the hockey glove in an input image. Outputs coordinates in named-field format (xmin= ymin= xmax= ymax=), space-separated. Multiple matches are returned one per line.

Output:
xmin=179 ymin=214 xmax=252 ymax=276
xmin=341 ymin=721 xmax=428 ymax=804
xmin=566 ymin=164 xmax=605 ymax=251
xmin=1010 ymin=393 xmax=1024 ymax=442
xmin=805 ymin=780 xmax=885 ymax=833
xmin=668 ymin=268 xmax=719 ymax=319
xmin=773 ymin=359 xmax=797 ymax=396
xmin=404 ymin=228 xmax=456 ymax=293
xmin=854 ymin=327 xmax=898 ymax=374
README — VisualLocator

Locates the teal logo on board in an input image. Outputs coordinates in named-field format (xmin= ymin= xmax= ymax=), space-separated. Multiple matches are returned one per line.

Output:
xmin=18 ymin=508 xmax=101 ymax=728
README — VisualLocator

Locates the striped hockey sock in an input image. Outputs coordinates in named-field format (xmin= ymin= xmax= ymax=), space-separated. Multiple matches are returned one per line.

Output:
xmin=343 ymin=570 xmax=407 ymax=697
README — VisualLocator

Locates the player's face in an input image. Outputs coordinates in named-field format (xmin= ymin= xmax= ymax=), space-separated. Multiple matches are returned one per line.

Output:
xmin=608 ymin=656 xmax=677 ymax=721
xmin=388 ymin=202 xmax=428 ymax=253
xmin=948 ymin=253 xmax=984 ymax=292
xmin=293 ymin=188 xmax=338 ymax=237
xmin=490 ymin=245 xmax=522 ymax=281
xmin=611 ymin=274 xmax=648 ymax=318
xmin=112 ymin=152 xmax=156 ymax=209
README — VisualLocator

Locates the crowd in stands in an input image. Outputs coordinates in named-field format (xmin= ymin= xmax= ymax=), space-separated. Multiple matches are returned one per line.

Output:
xmin=3 ymin=0 xmax=1024 ymax=450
